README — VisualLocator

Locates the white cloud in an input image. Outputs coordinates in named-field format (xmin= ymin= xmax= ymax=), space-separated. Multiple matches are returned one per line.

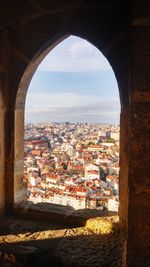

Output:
xmin=38 ymin=36 xmax=111 ymax=72
xmin=25 ymin=92 xmax=120 ymax=123
xmin=26 ymin=92 xmax=100 ymax=110
xmin=69 ymin=39 xmax=96 ymax=59
xmin=26 ymin=36 xmax=119 ymax=123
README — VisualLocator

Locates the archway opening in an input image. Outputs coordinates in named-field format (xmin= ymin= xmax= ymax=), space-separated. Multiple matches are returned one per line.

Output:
xmin=20 ymin=35 xmax=120 ymax=219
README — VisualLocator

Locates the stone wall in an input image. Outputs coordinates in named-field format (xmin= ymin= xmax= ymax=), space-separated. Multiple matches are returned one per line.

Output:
xmin=0 ymin=1 xmax=149 ymax=266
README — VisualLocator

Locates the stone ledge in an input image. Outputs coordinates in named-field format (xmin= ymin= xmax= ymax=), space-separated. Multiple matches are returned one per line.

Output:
xmin=14 ymin=201 xmax=118 ymax=227
xmin=85 ymin=215 xmax=119 ymax=234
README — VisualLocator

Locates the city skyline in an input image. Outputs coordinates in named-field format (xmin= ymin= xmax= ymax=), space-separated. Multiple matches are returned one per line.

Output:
xmin=25 ymin=35 xmax=120 ymax=124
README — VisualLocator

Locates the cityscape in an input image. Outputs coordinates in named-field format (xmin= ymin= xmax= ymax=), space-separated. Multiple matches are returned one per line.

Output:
xmin=24 ymin=122 xmax=119 ymax=213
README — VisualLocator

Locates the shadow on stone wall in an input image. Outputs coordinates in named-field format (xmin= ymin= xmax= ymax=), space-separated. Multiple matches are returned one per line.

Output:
xmin=0 ymin=217 xmax=123 ymax=267
xmin=13 ymin=201 xmax=118 ymax=229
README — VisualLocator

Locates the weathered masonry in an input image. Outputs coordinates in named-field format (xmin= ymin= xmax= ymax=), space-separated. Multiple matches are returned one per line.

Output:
xmin=0 ymin=1 xmax=150 ymax=266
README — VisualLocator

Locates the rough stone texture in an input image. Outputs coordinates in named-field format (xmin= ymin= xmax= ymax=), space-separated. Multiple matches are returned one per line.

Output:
xmin=119 ymin=108 xmax=129 ymax=229
xmin=0 ymin=1 xmax=149 ymax=266
xmin=0 ymin=217 xmax=123 ymax=267
xmin=0 ymin=109 xmax=5 ymax=214
xmin=14 ymin=109 xmax=27 ymax=206
xmin=0 ymin=244 xmax=63 ymax=267
xmin=85 ymin=216 xmax=119 ymax=234
xmin=127 ymin=8 xmax=150 ymax=265
xmin=14 ymin=202 xmax=118 ymax=228
xmin=0 ymin=0 xmax=131 ymax=219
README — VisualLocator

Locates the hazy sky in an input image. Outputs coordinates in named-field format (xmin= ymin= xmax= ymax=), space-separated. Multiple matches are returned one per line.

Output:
xmin=25 ymin=35 xmax=120 ymax=124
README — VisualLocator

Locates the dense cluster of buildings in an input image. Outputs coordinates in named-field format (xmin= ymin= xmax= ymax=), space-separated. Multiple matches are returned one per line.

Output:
xmin=24 ymin=122 xmax=120 ymax=212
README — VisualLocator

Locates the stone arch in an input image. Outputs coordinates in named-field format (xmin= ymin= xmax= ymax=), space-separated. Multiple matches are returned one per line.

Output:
xmin=14 ymin=32 xmax=127 ymax=226
xmin=14 ymin=33 xmax=70 ymax=206
xmin=0 ymin=1 xmax=150 ymax=266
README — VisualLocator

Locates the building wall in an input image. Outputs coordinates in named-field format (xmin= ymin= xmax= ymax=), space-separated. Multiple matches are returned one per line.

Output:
xmin=0 ymin=1 xmax=149 ymax=266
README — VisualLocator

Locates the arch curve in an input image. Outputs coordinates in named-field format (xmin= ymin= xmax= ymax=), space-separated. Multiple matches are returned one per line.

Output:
xmin=14 ymin=32 xmax=125 ymax=212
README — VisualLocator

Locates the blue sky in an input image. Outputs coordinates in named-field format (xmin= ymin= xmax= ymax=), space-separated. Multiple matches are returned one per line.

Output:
xmin=25 ymin=35 xmax=120 ymax=124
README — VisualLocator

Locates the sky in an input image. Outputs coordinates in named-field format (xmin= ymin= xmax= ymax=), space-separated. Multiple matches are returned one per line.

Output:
xmin=25 ymin=35 xmax=120 ymax=124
